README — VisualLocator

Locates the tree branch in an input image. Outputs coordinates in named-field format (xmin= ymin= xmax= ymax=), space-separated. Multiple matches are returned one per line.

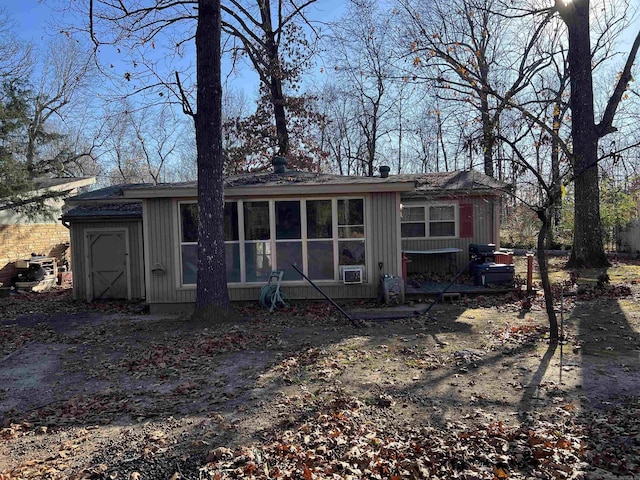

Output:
xmin=596 ymin=28 xmax=640 ymax=138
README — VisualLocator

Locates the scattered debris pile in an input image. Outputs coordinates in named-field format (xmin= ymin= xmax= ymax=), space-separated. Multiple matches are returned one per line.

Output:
xmin=12 ymin=255 xmax=58 ymax=293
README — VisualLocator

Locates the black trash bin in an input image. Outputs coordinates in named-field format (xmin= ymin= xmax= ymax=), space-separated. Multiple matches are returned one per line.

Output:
xmin=469 ymin=243 xmax=496 ymax=272
xmin=473 ymin=263 xmax=515 ymax=286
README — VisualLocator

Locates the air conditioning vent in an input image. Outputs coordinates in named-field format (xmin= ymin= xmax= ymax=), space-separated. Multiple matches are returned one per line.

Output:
xmin=342 ymin=266 xmax=363 ymax=284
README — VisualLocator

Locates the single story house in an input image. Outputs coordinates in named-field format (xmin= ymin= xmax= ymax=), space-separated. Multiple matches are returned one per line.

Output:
xmin=62 ymin=167 xmax=506 ymax=313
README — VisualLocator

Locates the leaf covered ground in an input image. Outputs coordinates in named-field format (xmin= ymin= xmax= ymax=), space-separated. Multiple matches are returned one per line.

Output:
xmin=0 ymin=258 xmax=639 ymax=479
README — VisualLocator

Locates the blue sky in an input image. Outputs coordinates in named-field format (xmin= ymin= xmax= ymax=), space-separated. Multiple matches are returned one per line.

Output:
xmin=4 ymin=0 xmax=346 ymax=98
xmin=4 ymin=0 xmax=55 ymax=42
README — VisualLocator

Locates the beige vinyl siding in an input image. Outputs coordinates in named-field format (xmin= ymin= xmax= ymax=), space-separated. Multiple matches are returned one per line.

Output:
xmin=402 ymin=195 xmax=497 ymax=274
xmin=69 ymin=219 xmax=144 ymax=300
xmin=227 ymin=283 xmax=377 ymax=302
xmin=369 ymin=191 xmax=402 ymax=278
xmin=145 ymin=198 xmax=196 ymax=305
xmin=143 ymin=192 xmax=405 ymax=307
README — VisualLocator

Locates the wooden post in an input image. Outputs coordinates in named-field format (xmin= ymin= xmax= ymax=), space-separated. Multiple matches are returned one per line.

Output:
xmin=526 ymin=253 xmax=534 ymax=293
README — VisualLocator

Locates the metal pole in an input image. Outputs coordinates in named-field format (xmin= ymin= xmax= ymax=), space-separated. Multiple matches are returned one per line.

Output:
xmin=559 ymin=284 xmax=564 ymax=384
xmin=291 ymin=264 xmax=359 ymax=327
xmin=423 ymin=260 xmax=475 ymax=314
xmin=526 ymin=253 xmax=534 ymax=293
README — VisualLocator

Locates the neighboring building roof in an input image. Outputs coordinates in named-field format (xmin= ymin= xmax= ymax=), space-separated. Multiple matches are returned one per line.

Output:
xmin=0 ymin=176 xmax=98 ymax=225
xmin=61 ymin=202 xmax=142 ymax=221
xmin=34 ymin=176 xmax=96 ymax=192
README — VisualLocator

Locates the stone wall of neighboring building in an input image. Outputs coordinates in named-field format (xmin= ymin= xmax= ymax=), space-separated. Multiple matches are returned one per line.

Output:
xmin=0 ymin=224 xmax=70 ymax=286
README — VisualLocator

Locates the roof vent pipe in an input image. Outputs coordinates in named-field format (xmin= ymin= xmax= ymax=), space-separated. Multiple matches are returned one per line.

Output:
xmin=379 ymin=165 xmax=390 ymax=178
xmin=273 ymin=156 xmax=287 ymax=174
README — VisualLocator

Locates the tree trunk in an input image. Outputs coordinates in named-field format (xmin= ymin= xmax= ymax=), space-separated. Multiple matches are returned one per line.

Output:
xmin=266 ymin=55 xmax=290 ymax=157
xmin=569 ymin=163 xmax=608 ymax=266
xmin=536 ymin=208 xmax=559 ymax=342
xmin=558 ymin=0 xmax=609 ymax=268
xmin=547 ymin=97 xmax=563 ymax=248
xmin=481 ymin=88 xmax=494 ymax=177
xmin=259 ymin=1 xmax=290 ymax=158
xmin=193 ymin=0 xmax=233 ymax=319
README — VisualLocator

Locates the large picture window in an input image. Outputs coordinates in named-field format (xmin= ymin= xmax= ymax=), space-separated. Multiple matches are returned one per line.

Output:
xmin=338 ymin=199 xmax=365 ymax=268
xmin=401 ymin=203 xmax=458 ymax=239
xmin=179 ymin=203 xmax=198 ymax=285
xmin=244 ymin=201 xmax=271 ymax=283
xmin=178 ymin=197 xmax=366 ymax=285
xmin=306 ymin=200 xmax=334 ymax=280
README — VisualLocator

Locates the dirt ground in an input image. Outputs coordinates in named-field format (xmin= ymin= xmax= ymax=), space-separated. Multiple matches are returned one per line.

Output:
xmin=0 ymin=259 xmax=639 ymax=479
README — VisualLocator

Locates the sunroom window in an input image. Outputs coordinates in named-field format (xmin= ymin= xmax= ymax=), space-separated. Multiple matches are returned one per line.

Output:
xmin=179 ymin=202 xmax=241 ymax=286
xmin=275 ymin=200 xmax=303 ymax=281
xmin=177 ymin=197 xmax=366 ymax=285
xmin=225 ymin=202 xmax=240 ymax=283
xmin=244 ymin=201 xmax=271 ymax=283
xmin=338 ymin=198 xmax=365 ymax=268
xmin=179 ymin=203 xmax=198 ymax=285
xmin=306 ymin=199 xmax=334 ymax=280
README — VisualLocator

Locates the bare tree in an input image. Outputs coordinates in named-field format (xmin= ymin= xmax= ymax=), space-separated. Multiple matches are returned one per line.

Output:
xmin=554 ymin=0 xmax=640 ymax=267
xmin=480 ymin=0 xmax=640 ymax=338
xmin=102 ymin=104 xmax=183 ymax=185
xmin=25 ymin=38 xmax=98 ymax=175
xmin=222 ymin=0 xmax=319 ymax=160
xmin=82 ymin=0 xmax=232 ymax=313
xmin=79 ymin=0 xmax=319 ymax=163
xmin=399 ymin=0 xmax=554 ymax=177
xmin=195 ymin=0 xmax=232 ymax=315
xmin=327 ymin=0 xmax=399 ymax=176
xmin=0 ymin=34 xmax=102 ymax=216
xmin=314 ymin=82 xmax=366 ymax=175
xmin=0 ymin=8 xmax=33 ymax=79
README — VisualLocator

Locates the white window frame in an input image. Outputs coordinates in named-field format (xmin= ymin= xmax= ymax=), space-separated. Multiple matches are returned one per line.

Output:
xmin=224 ymin=201 xmax=241 ymax=284
xmin=401 ymin=201 xmax=459 ymax=239
xmin=175 ymin=196 xmax=367 ymax=286
xmin=177 ymin=201 xmax=199 ymax=287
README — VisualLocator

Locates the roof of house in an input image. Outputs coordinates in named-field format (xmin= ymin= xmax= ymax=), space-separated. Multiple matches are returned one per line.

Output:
xmin=120 ymin=171 xmax=416 ymax=198
xmin=117 ymin=169 xmax=506 ymax=199
xmin=63 ymin=170 xmax=506 ymax=217
xmin=61 ymin=202 xmax=142 ymax=221
xmin=400 ymin=170 xmax=507 ymax=196
xmin=65 ymin=183 xmax=149 ymax=203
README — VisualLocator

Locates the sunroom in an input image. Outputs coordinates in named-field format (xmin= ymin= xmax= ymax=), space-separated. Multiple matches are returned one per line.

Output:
xmin=177 ymin=197 xmax=369 ymax=287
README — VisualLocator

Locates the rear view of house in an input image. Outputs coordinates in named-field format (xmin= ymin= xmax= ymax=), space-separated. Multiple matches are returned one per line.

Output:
xmin=63 ymin=167 xmax=505 ymax=313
